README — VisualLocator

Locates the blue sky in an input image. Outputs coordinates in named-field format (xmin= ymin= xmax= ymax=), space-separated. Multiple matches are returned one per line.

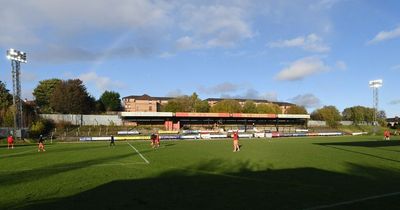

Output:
xmin=1 ymin=0 xmax=399 ymax=116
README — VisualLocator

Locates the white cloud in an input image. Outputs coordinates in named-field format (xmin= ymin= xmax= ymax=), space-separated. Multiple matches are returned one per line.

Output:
xmin=290 ymin=94 xmax=321 ymax=108
xmin=368 ymin=26 xmax=400 ymax=44
xmin=198 ymin=82 xmax=242 ymax=94
xmin=309 ymin=0 xmax=341 ymax=10
xmin=32 ymin=46 xmax=97 ymax=63
xmin=78 ymin=72 xmax=125 ymax=93
xmin=31 ymin=44 xmax=156 ymax=63
xmin=175 ymin=36 xmax=202 ymax=51
xmin=0 ymin=0 xmax=173 ymax=60
xmin=239 ymin=89 xmax=261 ymax=99
xmin=218 ymin=89 xmax=279 ymax=102
xmin=260 ymin=92 xmax=278 ymax=102
xmin=21 ymin=72 xmax=38 ymax=82
xmin=275 ymin=57 xmax=330 ymax=81
xmin=2 ymin=1 xmax=255 ymax=60
xmin=268 ymin=34 xmax=330 ymax=53
xmin=166 ymin=89 xmax=184 ymax=97
xmin=30 ymin=0 xmax=172 ymax=30
xmin=178 ymin=3 xmax=253 ymax=50
xmin=391 ymin=64 xmax=400 ymax=71
xmin=335 ymin=60 xmax=347 ymax=70
xmin=159 ymin=52 xmax=176 ymax=58
xmin=0 ymin=0 xmax=339 ymax=63
xmin=389 ymin=100 xmax=400 ymax=105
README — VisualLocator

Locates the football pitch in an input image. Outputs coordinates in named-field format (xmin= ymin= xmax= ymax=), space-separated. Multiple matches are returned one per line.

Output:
xmin=1 ymin=136 xmax=399 ymax=210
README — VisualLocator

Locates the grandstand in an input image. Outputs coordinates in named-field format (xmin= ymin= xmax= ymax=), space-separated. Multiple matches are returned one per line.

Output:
xmin=120 ymin=112 xmax=309 ymax=132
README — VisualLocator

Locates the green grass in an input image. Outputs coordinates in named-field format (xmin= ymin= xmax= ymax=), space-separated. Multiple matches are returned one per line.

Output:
xmin=1 ymin=136 xmax=400 ymax=210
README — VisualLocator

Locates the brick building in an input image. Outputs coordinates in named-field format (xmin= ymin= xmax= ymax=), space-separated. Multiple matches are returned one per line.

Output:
xmin=123 ymin=94 xmax=294 ymax=113
xmin=122 ymin=94 xmax=173 ymax=112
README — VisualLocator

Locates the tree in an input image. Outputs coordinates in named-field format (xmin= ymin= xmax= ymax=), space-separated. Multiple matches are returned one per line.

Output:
xmin=0 ymin=81 xmax=13 ymax=110
xmin=49 ymin=79 xmax=94 ymax=114
xmin=0 ymin=81 xmax=13 ymax=125
xmin=243 ymin=101 xmax=257 ymax=113
xmin=311 ymin=106 xmax=341 ymax=127
xmin=342 ymin=106 xmax=363 ymax=124
xmin=163 ymin=96 xmax=191 ymax=112
xmin=342 ymin=106 xmax=377 ymax=125
xmin=162 ymin=100 xmax=182 ymax=112
xmin=2 ymin=106 xmax=15 ymax=127
xmin=99 ymin=90 xmax=121 ymax=111
xmin=256 ymin=103 xmax=281 ymax=114
xmin=189 ymin=92 xmax=199 ymax=112
xmin=377 ymin=110 xmax=387 ymax=126
xmin=210 ymin=99 xmax=242 ymax=113
xmin=23 ymin=102 xmax=38 ymax=127
xmin=188 ymin=92 xmax=210 ymax=112
xmin=33 ymin=79 xmax=62 ymax=113
xmin=286 ymin=105 xmax=308 ymax=114
xmin=162 ymin=92 xmax=209 ymax=113
xmin=342 ymin=107 xmax=353 ymax=121
xmin=30 ymin=118 xmax=55 ymax=138
xmin=95 ymin=100 xmax=106 ymax=113
xmin=194 ymin=100 xmax=210 ymax=113
xmin=377 ymin=110 xmax=386 ymax=120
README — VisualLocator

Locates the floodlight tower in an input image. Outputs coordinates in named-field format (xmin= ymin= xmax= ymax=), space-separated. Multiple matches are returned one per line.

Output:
xmin=6 ymin=48 xmax=27 ymax=138
xmin=369 ymin=79 xmax=383 ymax=135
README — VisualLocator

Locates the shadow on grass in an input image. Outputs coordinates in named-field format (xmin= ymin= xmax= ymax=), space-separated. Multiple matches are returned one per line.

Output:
xmin=315 ymin=140 xmax=400 ymax=163
xmin=316 ymin=140 xmax=400 ymax=148
xmin=0 ymin=143 xmax=126 ymax=160
xmin=14 ymin=161 xmax=400 ymax=210
xmin=0 ymin=150 xmax=148 ymax=187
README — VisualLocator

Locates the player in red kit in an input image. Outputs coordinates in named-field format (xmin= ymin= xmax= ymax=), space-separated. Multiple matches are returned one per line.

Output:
xmin=384 ymin=130 xmax=391 ymax=140
xmin=150 ymin=133 xmax=158 ymax=148
xmin=7 ymin=135 xmax=14 ymax=149
xmin=233 ymin=131 xmax=240 ymax=152
xmin=38 ymin=135 xmax=46 ymax=152
xmin=155 ymin=133 xmax=160 ymax=148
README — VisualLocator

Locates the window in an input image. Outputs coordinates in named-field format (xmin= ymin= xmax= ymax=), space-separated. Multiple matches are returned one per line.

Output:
xmin=149 ymin=106 xmax=152 ymax=111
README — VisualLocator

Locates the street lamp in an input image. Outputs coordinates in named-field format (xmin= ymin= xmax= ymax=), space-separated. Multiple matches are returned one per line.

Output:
xmin=6 ymin=48 xmax=27 ymax=138
xmin=369 ymin=79 xmax=383 ymax=135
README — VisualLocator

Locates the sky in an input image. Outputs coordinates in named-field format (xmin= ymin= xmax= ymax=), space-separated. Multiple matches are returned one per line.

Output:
xmin=0 ymin=0 xmax=399 ymax=117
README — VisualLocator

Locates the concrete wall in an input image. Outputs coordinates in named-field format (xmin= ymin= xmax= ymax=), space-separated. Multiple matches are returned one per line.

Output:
xmin=307 ymin=120 xmax=354 ymax=127
xmin=340 ymin=121 xmax=353 ymax=126
xmin=40 ymin=114 xmax=122 ymax=126
xmin=308 ymin=120 xmax=326 ymax=127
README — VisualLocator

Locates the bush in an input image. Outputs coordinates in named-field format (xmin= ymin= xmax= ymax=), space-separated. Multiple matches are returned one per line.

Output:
xmin=56 ymin=120 xmax=72 ymax=130
xmin=30 ymin=119 xmax=55 ymax=138
xmin=2 ymin=106 xmax=15 ymax=127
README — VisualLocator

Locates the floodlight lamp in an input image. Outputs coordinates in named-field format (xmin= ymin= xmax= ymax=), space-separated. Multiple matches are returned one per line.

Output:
xmin=6 ymin=48 xmax=27 ymax=63
xmin=369 ymin=79 xmax=383 ymax=88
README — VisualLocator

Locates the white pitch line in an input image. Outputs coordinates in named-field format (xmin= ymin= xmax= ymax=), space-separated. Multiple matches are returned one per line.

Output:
xmin=303 ymin=191 xmax=400 ymax=210
xmin=126 ymin=142 xmax=150 ymax=164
